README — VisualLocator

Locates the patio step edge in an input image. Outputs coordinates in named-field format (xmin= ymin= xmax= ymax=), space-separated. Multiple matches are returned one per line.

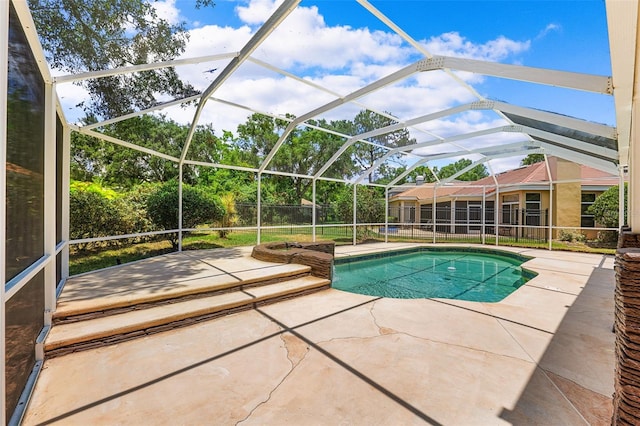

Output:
xmin=44 ymin=276 xmax=330 ymax=358
xmin=53 ymin=263 xmax=313 ymax=324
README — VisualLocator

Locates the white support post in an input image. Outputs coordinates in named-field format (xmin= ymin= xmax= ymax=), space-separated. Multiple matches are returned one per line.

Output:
xmin=548 ymin=181 xmax=554 ymax=251
xmin=624 ymin=141 xmax=637 ymax=231
xmin=61 ymin=124 xmax=70 ymax=283
xmin=628 ymin=167 xmax=633 ymax=230
xmin=352 ymin=185 xmax=357 ymax=246
xmin=482 ymin=187 xmax=486 ymax=245
xmin=178 ymin=167 xmax=183 ymax=251
xmin=544 ymin=155 xmax=553 ymax=251
xmin=0 ymin=1 xmax=9 ymax=422
xmin=43 ymin=82 xmax=57 ymax=328
xmin=312 ymin=179 xmax=316 ymax=242
xmin=257 ymin=173 xmax=262 ymax=245
xmin=385 ymin=188 xmax=389 ymax=243
xmin=620 ymin=167 xmax=626 ymax=229
xmin=450 ymin=200 xmax=455 ymax=234
xmin=495 ymin=185 xmax=500 ymax=245
xmin=432 ymin=186 xmax=436 ymax=244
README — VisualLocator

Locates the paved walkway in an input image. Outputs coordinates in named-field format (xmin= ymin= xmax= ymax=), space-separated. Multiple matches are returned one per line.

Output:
xmin=23 ymin=243 xmax=615 ymax=425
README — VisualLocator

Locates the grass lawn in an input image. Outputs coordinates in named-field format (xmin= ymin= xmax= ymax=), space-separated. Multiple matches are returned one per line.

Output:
xmin=69 ymin=228 xmax=616 ymax=276
xmin=69 ymin=228 xmax=355 ymax=275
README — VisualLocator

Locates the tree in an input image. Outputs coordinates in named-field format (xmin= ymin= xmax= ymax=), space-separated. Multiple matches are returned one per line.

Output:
xmin=588 ymin=183 xmax=627 ymax=228
xmin=146 ymin=180 xmax=225 ymax=248
xmin=234 ymin=114 xmax=355 ymax=203
xmin=70 ymin=115 xmax=227 ymax=188
xmin=408 ymin=165 xmax=439 ymax=184
xmin=216 ymin=193 xmax=239 ymax=238
xmin=347 ymin=110 xmax=415 ymax=183
xmin=69 ymin=181 xmax=158 ymax=250
xmin=521 ymin=154 xmax=545 ymax=166
xmin=437 ymin=158 xmax=488 ymax=181
xmin=332 ymin=186 xmax=384 ymax=224
xmin=30 ymin=0 xmax=213 ymax=119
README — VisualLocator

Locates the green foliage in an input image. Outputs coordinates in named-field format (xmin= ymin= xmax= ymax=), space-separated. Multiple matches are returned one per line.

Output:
xmin=348 ymin=110 xmax=416 ymax=183
xmin=408 ymin=165 xmax=438 ymax=184
xmin=217 ymin=193 xmax=239 ymax=238
xmin=69 ymin=181 xmax=160 ymax=250
xmin=70 ymin=180 xmax=119 ymax=199
xmin=70 ymin=115 xmax=224 ymax=188
xmin=520 ymin=154 xmax=545 ymax=166
xmin=437 ymin=158 xmax=489 ymax=181
xmin=587 ymin=183 xmax=627 ymax=228
xmin=146 ymin=180 xmax=225 ymax=248
xmin=29 ymin=0 xmax=213 ymax=118
xmin=70 ymin=189 xmax=120 ymax=249
xmin=332 ymin=186 xmax=384 ymax=224
xmin=558 ymin=229 xmax=586 ymax=243
xmin=234 ymin=114 xmax=355 ymax=203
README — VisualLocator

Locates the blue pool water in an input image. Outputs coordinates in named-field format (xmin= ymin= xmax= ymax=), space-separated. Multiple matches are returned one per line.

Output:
xmin=333 ymin=248 xmax=535 ymax=302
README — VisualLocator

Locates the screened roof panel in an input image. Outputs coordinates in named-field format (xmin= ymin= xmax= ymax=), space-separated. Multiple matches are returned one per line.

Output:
xmin=45 ymin=0 xmax=622 ymax=180
xmin=502 ymin=112 xmax=618 ymax=151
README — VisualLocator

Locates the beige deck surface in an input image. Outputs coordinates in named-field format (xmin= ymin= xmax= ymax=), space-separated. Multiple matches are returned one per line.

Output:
xmin=23 ymin=243 xmax=615 ymax=425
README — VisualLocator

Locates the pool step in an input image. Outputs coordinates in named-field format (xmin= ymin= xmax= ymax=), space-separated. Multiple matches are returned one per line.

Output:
xmin=53 ymin=263 xmax=313 ymax=324
xmin=45 ymin=275 xmax=331 ymax=358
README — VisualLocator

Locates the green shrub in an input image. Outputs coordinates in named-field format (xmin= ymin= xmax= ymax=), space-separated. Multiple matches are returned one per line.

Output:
xmin=146 ymin=180 xmax=225 ymax=248
xmin=588 ymin=183 xmax=627 ymax=228
xmin=216 ymin=193 xmax=239 ymax=238
xmin=70 ymin=181 xmax=159 ymax=250
xmin=70 ymin=190 xmax=123 ymax=250
xmin=558 ymin=229 xmax=586 ymax=243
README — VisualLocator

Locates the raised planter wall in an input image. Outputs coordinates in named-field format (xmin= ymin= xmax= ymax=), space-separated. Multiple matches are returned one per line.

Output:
xmin=613 ymin=231 xmax=640 ymax=424
xmin=251 ymin=241 xmax=335 ymax=280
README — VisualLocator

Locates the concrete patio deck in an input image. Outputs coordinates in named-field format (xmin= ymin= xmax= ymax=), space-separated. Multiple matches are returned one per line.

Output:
xmin=22 ymin=243 xmax=615 ymax=425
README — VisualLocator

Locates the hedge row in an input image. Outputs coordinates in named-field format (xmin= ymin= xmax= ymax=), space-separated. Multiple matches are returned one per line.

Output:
xmin=70 ymin=180 xmax=224 ymax=250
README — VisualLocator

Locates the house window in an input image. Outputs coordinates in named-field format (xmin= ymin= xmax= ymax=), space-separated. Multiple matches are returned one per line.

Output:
xmin=581 ymin=193 xmax=597 ymax=228
xmin=502 ymin=194 xmax=519 ymax=224
xmin=525 ymin=193 xmax=541 ymax=226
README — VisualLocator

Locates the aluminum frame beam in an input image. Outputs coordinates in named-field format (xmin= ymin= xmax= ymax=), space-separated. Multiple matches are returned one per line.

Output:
xmin=73 ymin=126 xmax=180 ymax=163
xmin=82 ymin=94 xmax=202 ymax=130
xmin=54 ymin=52 xmax=239 ymax=84
xmin=259 ymin=58 xmax=425 ymax=173
xmin=529 ymin=141 xmax=618 ymax=174
xmin=606 ymin=0 xmax=637 ymax=166
xmin=180 ymin=0 xmax=300 ymax=165
xmin=420 ymin=55 xmax=613 ymax=94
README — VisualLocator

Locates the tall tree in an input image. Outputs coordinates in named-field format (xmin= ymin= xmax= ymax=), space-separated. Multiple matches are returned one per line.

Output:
xmin=234 ymin=114 xmax=355 ymax=203
xmin=70 ymin=115 xmax=225 ymax=187
xmin=408 ymin=165 xmax=439 ymax=184
xmin=347 ymin=110 xmax=415 ymax=183
xmin=520 ymin=154 xmax=545 ymax=166
xmin=437 ymin=158 xmax=489 ymax=181
xmin=29 ymin=0 xmax=213 ymax=119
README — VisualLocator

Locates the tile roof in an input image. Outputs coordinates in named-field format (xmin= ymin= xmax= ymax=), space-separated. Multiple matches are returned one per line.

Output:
xmin=391 ymin=157 xmax=618 ymax=202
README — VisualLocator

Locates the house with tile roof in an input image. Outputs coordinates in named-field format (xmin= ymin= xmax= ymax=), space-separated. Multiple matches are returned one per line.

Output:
xmin=389 ymin=157 xmax=620 ymax=239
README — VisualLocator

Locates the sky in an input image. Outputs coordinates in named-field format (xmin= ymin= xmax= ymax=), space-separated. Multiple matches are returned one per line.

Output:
xmin=56 ymin=0 xmax=615 ymax=176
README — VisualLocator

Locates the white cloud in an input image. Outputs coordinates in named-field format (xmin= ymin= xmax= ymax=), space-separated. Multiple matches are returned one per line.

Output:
xmin=65 ymin=0 xmax=533 ymax=175
xmin=236 ymin=0 xmax=281 ymax=25
xmin=421 ymin=32 xmax=530 ymax=62
xmin=536 ymin=23 xmax=561 ymax=40
xmin=150 ymin=0 xmax=181 ymax=25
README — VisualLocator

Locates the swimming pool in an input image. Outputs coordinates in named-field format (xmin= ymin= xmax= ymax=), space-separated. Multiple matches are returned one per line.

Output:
xmin=333 ymin=248 xmax=536 ymax=302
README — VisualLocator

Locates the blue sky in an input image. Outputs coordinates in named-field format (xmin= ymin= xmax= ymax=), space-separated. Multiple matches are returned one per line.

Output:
xmin=58 ymin=0 xmax=615 ymax=173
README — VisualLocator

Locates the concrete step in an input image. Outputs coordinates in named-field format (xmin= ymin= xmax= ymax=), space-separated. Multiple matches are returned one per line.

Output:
xmin=45 ymin=275 xmax=330 ymax=358
xmin=53 ymin=263 xmax=313 ymax=324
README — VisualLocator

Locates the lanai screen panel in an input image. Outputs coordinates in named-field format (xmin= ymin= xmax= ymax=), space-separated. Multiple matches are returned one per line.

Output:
xmin=5 ymin=2 xmax=47 ymax=418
